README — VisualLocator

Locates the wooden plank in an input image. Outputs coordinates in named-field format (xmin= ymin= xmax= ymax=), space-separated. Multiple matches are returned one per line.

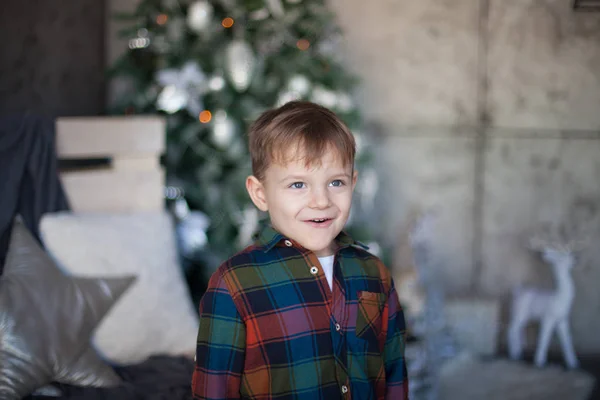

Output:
xmin=112 ymin=156 xmax=160 ymax=171
xmin=56 ymin=116 xmax=166 ymax=158
xmin=60 ymin=168 xmax=165 ymax=212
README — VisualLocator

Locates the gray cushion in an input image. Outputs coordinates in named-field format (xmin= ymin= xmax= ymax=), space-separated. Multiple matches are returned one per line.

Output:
xmin=0 ymin=217 xmax=135 ymax=399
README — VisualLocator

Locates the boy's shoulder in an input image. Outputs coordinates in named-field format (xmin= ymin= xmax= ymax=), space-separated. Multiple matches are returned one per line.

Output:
xmin=212 ymin=243 xmax=271 ymax=275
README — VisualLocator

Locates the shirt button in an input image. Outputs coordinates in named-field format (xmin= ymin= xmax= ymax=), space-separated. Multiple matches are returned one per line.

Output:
xmin=335 ymin=323 xmax=341 ymax=331
xmin=310 ymin=266 xmax=318 ymax=275
xmin=284 ymin=240 xmax=292 ymax=247
xmin=341 ymin=385 xmax=348 ymax=394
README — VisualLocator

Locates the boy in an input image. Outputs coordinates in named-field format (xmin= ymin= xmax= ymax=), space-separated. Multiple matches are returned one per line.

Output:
xmin=192 ymin=101 xmax=408 ymax=399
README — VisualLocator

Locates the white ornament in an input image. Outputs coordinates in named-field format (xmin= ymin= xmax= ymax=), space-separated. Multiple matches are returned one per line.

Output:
xmin=172 ymin=198 xmax=211 ymax=255
xmin=276 ymin=90 xmax=302 ymax=107
xmin=211 ymin=110 xmax=237 ymax=148
xmin=310 ymin=85 xmax=337 ymax=108
xmin=208 ymin=75 xmax=225 ymax=91
xmin=249 ymin=8 xmax=270 ymax=21
xmin=288 ymin=75 xmax=311 ymax=96
xmin=508 ymin=236 xmax=581 ymax=369
xmin=225 ymin=40 xmax=256 ymax=92
xmin=156 ymin=61 xmax=207 ymax=116
xmin=156 ymin=85 xmax=188 ymax=114
xmin=187 ymin=1 xmax=214 ymax=33
xmin=265 ymin=0 xmax=285 ymax=18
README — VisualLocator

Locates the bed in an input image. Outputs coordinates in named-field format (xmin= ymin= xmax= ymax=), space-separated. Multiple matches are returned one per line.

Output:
xmin=5 ymin=116 xmax=198 ymax=400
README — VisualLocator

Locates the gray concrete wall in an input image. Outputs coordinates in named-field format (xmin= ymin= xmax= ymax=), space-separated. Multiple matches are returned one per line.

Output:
xmin=329 ymin=0 xmax=600 ymax=353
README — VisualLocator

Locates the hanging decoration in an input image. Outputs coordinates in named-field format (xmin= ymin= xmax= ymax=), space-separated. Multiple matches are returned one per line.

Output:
xmin=187 ymin=1 xmax=214 ymax=33
xmin=225 ymin=39 xmax=256 ymax=92
xmin=155 ymin=61 xmax=207 ymax=115
xmin=211 ymin=110 xmax=237 ymax=148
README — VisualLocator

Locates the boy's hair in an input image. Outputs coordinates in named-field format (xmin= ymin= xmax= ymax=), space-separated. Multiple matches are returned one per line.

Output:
xmin=248 ymin=101 xmax=356 ymax=181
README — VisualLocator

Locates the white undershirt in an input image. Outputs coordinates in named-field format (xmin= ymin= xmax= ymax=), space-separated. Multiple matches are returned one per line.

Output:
xmin=318 ymin=255 xmax=335 ymax=290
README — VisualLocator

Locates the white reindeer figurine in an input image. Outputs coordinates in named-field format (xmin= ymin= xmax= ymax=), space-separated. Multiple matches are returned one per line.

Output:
xmin=507 ymin=236 xmax=580 ymax=369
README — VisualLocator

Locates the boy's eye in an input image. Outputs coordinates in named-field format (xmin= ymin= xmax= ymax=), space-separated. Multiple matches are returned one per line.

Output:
xmin=330 ymin=179 xmax=345 ymax=187
xmin=290 ymin=182 xmax=305 ymax=189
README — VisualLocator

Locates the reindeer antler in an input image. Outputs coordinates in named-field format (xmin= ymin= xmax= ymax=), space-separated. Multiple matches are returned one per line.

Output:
xmin=529 ymin=214 xmax=595 ymax=253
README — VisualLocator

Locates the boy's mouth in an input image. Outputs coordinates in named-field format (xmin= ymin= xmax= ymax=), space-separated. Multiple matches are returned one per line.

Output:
xmin=304 ymin=217 xmax=334 ymax=228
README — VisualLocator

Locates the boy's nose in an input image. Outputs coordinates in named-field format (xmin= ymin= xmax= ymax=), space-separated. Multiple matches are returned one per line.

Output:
xmin=309 ymin=188 xmax=330 ymax=209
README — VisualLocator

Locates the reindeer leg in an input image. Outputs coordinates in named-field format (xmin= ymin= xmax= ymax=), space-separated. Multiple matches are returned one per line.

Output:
xmin=557 ymin=319 xmax=579 ymax=369
xmin=508 ymin=319 xmax=525 ymax=360
xmin=534 ymin=319 xmax=554 ymax=368
xmin=508 ymin=292 xmax=528 ymax=361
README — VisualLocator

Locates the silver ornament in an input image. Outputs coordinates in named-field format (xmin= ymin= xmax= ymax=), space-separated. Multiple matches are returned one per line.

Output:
xmin=211 ymin=110 xmax=237 ymax=148
xmin=187 ymin=1 xmax=214 ymax=33
xmin=208 ymin=75 xmax=225 ymax=91
xmin=265 ymin=0 xmax=285 ymax=18
xmin=155 ymin=61 xmax=207 ymax=116
xmin=157 ymin=85 xmax=188 ymax=114
xmin=174 ymin=201 xmax=210 ymax=254
xmin=225 ymin=40 xmax=256 ymax=92
xmin=288 ymin=75 xmax=311 ymax=96
xmin=249 ymin=8 xmax=270 ymax=21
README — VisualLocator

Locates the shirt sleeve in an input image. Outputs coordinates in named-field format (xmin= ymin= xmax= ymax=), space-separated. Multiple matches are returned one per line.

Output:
xmin=192 ymin=269 xmax=246 ymax=399
xmin=383 ymin=277 xmax=409 ymax=400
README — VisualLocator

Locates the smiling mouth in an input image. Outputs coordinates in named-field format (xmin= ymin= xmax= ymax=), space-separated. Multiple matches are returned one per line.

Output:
xmin=306 ymin=218 xmax=333 ymax=224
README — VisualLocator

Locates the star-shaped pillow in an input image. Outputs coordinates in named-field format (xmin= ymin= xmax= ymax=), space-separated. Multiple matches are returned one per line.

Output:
xmin=0 ymin=217 xmax=135 ymax=399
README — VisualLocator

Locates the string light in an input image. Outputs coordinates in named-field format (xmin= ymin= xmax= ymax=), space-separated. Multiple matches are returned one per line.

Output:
xmin=156 ymin=14 xmax=168 ymax=25
xmin=222 ymin=17 xmax=234 ymax=28
xmin=199 ymin=110 xmax=212 ymax=123
xmin=296 ymin=39 xmax=310 ymax=51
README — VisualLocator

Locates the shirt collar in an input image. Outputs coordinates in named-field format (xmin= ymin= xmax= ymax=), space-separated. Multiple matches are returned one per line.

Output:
xmin=252 ymin=223 xmax=366 ymax=253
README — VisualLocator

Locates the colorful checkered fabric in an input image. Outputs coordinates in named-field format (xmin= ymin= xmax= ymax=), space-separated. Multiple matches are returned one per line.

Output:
xmin=192 ymin=225 xmax=408 ymax=399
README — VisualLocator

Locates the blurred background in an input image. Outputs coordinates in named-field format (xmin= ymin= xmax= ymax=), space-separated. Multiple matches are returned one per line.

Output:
xmin=1 ymin=0 xmax=600 ymax=399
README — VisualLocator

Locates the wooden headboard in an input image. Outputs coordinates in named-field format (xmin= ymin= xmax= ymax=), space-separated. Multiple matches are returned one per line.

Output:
xmin=55 ymin=116 xmax=166 ymax=212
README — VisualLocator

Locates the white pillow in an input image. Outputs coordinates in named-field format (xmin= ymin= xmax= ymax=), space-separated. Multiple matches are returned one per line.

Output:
xmin=40 ymin=212 xmax=199 ymax=365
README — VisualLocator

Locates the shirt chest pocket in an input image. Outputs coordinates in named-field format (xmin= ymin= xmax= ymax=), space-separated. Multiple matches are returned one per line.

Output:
xmin=355 ymin=290 xmax=387 ymax=340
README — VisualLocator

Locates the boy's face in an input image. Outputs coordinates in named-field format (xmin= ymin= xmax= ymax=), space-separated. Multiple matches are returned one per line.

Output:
xmin=246 ymin=147 xmax=357 ymax=257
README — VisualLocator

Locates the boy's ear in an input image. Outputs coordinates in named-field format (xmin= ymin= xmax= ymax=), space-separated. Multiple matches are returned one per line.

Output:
xmin=351 ymin=169 xmax=358 ymax=190
xmin=246 ymin=175 xmax=269 ymax=212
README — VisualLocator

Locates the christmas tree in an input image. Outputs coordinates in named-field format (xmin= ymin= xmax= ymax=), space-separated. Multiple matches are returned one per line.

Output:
xmin=108 ymin=0 xmax=380 ymax=281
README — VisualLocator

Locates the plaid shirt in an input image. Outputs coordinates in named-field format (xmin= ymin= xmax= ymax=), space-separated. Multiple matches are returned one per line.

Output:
xmin=192 ymin=225 xmax=408 ymax=400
